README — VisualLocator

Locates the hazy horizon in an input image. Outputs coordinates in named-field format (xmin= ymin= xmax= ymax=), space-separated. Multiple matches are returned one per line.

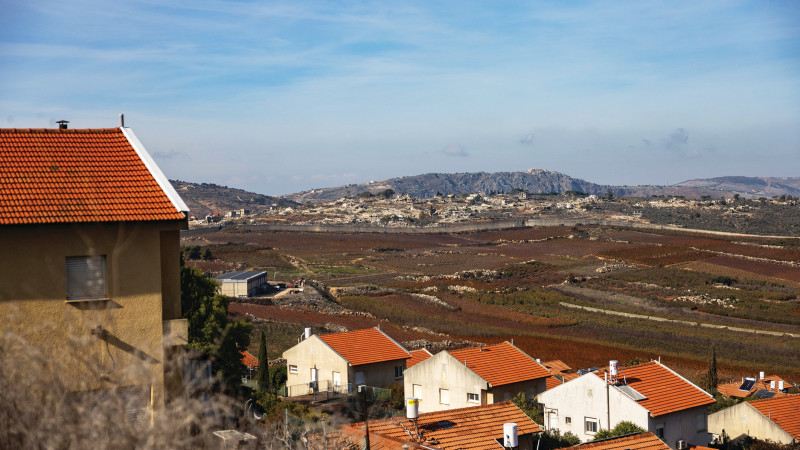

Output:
xmin=3 ymin=1 xmax=798 ymax=196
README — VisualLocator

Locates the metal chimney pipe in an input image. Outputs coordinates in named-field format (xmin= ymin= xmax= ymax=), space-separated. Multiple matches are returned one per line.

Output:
xmin=120 ymin=114 xmax=125 ymax=127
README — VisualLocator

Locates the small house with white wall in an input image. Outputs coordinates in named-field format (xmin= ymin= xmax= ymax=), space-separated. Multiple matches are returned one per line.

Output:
xmin=214 ymin=270 xmax=268 ymax=298
xmin=537 ymin=360 xmax=715 ymax=449
xmin=404 ymin=341 xmax=551 ymax=413
xmin=708 ymin=394 xmax=800 ymax=445
xmin=282 ymin=327 xmax=411 ymax=397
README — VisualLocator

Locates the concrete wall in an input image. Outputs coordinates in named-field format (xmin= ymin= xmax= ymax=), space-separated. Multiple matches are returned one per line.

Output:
xmin=0 ymin=220 xmax=185 ymax=409
xmin=351 ymin=359 xmax=406 ymax=389
xmin=404 ymin=351 xmax=489 ymax=413
xmin=491 ymin=378 xmax=547 ymax=404
xmin=709 ymin=401 xmax=794 ymax=445
xmin=537 ymin=374 xmax=650 ymax=442
xmin=651 ymin=406 xmax=712 ymax=449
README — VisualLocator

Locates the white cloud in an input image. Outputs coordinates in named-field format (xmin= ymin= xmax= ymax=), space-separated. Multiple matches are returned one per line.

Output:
xmin=442 ymin=144 xmax=468 ymax=157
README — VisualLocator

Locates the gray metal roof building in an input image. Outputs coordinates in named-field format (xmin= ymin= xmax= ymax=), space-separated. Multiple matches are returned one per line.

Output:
xmin=214 ymin=270 xmax=268 ymax=298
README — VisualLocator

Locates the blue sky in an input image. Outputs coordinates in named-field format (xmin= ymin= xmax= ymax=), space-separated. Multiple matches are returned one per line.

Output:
xmin=2 ymin=0 xmax=798 ymax=195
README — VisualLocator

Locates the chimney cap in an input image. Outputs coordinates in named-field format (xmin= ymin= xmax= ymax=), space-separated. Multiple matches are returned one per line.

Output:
xmin=56 ymin=120 xmax=69 ymax=130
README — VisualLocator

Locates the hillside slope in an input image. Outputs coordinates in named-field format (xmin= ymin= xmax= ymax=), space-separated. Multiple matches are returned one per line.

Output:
xmin=170 ymin=180 xmax=296 ymax=217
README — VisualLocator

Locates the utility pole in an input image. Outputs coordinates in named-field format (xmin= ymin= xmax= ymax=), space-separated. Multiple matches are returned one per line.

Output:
xmin=362 ymin=387 xmax=371 ymax=450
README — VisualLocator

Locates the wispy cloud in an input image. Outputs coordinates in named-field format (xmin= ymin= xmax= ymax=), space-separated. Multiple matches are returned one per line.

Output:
xmin=519 ymin=133 xmax=533 ymax=145
xmin=442 ymin=144 xmax=468 ymax=157
xmin=152 ymin=149 xmax=189 ymax=160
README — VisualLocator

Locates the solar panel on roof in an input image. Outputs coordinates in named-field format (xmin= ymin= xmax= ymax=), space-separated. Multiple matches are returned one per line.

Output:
xmin=739 ymin=378 xmax=756 ymax=391
xmin=616 ymin=384 xmax=647 ymax=401
xmin=752 ymin=389 xmax=776 ymax=399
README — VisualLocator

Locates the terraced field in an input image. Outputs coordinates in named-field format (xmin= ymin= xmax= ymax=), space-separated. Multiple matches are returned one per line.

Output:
xmin=186 ymin=224 xmax=800 ymax=382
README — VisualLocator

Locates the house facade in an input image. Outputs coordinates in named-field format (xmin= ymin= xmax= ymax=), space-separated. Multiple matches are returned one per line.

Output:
xmin=282 ymin=327 xmax=411 ymax=396
xmin=0 ymin=125 xmax=189 ymax=412
xmin=537 ymin=361 xmax=715 ymax=449
xmin=404 ymin=341 xmax=550 ymax=413
xmin=708 ymin=395 xmax=800 ymax=445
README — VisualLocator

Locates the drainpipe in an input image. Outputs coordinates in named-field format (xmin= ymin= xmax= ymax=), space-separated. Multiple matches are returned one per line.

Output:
xmin=605 ymin=371 xmax=611 ymax=431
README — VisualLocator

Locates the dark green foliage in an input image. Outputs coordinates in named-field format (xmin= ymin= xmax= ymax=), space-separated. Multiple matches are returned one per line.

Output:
xmin=706 ymin=344 xmax=718 ymax=394
xmin=181 ymin=266 xmax=253 ymax=392
xmin=538 ymin=429 xmax=582 ymax=449
xmin=592 ymin=421 xmax=646 ymax=440
xmin=185 ymin=245 xmax=202 ymax=260
xmin=513 ymin=392 xmax=544 ymax=424
xmin=254 ymin=392 xmax=311 ymax=421
xmin=256 ymin=331 xmax=269 ymax=392
xmin=711 ymin=275 xmax=736 ymax=286
xmin=270 ymin=365 xmax=288 ymax=389
xmin=378 ymin=189 xmax=395 ymax=198
xmin=202 ymin=248 xmax=213 ymax=260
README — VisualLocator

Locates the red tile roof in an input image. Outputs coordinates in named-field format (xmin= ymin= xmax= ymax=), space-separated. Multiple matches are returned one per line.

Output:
xmin=407 ymin=349 xmax=433 ymax=368
xmin=547 ymin=376 xmax=564 ymax=390
xmin=543 ymin=359 xmax=572 ymax=373
xmin=346 ymin=401 xmax=542 ymax=450
xmin=0 ymin=128 xmax=187 ymax=225
xmin=717 ymin=375 xmax=788 ymax=398
xmin=749 ymin=395 xmax=800 ymax=441
xmin=449 ymin=342 xmax=551 ymax=387
xmin=318 ymin=327 xmax=411 ymax=366
xmin=558 ymin=432 xmax=669 ymax=450
xmin=240 ymin=351 xmax=258 ymax=369
xmin=617 ymin=361 xmax=715 ymax=417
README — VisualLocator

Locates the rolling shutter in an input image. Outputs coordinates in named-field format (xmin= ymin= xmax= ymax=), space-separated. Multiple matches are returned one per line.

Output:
xmin=66 ymin=256 xmax=106 ymax=300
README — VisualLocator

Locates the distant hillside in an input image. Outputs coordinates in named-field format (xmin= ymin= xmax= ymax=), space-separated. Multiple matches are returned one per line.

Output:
xmin=170 ymin=180 xmax=297 ymax=218
xmin=674 ymin=176 xmax=800 ymax=199
xmin=286 ymin=169 xmax=613 ymax=202
xmin=284 ymin=171 xmax=800 ymax=203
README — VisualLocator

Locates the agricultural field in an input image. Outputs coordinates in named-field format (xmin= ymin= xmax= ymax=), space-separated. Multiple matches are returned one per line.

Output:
xmin=184 ymin=223 xmax=800 ymax=383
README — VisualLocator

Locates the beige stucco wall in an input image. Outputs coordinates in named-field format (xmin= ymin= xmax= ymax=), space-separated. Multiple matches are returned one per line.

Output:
xmin=283 ymin=336 xmax=350 ymax=394
xmin=283 ymin=335 xmax=407 ymax=396
xmin=708 ymin=401 xmax=795 ymax=445
xmin=0 ymin=221 xmax=185 ymax=409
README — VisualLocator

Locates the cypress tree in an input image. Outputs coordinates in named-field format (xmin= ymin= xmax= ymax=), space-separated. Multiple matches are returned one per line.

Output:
xmin=256 ymin=331 xmax=269 ymax=392
xmin=707 ymin=343 xmax=718 ymax=394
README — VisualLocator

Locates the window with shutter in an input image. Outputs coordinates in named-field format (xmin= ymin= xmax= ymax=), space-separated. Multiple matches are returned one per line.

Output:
xmin=66 ymin=256 xmax=107 ymax=300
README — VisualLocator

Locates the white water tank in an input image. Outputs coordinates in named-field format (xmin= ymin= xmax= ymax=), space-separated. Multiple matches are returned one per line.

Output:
xmin=406 ymin=398 xmax=419 ymax=419
xmin=304 ymin=327 xmax=312 ymax=339
xmin=770 ymin=380 xmax=776 ymax=389
xmin=609 ymin=360 xmax=618 ymax=377
xmin=503 ymin=423 xmax=518 ymax=448
xmin=779 ymin=380 xmax=784 ymax=390
xmin=760 ymin=371 xmax=765 ymax=380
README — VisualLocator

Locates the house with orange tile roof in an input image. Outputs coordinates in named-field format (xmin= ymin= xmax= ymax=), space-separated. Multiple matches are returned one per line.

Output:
xmin=282 ymin=327 xmax=411 ymax=396
xmin=708 ymin=394 xmax=800 ymax=445
xmin=555 ymin=432 xmax=670 ymax=450
xmin=321 ymin=401 xmax=542 ymax=450
xmin=404 ymin=341 xmax=551 ymax=413
xmin=716 ymin=373 xmax=790 ymax=399
xmin=0 ymin=123 xmax=189 ymax=414
xmin=537 ymin=360 xmax=715 ymax=449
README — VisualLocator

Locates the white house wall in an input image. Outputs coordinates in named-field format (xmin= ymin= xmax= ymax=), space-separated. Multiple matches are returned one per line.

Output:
xmin=537 ymin=374 xmax=650 ymax=442
xmin=708 ymin=401 xmax=794 ymax=445
xmin=404 ymin=351 xmax=489 ymax=413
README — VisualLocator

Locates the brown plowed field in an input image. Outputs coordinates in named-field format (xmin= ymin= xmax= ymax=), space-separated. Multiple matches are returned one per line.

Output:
xmin=701 ymin=255 xmax=800 ymax=283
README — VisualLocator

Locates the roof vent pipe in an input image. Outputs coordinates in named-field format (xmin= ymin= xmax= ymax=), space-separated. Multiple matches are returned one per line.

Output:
xmin=120 ymin=114 xmax=125 ymax=127
xmin=56 ymin=120 xmax=69 ymax=130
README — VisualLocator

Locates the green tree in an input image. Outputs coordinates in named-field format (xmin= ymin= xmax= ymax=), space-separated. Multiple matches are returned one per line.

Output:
xmin=181 ymin=266 xmax=252 ymax=392
xmin=513 ymin=392 xmax=544 ymax=424
xmin=592 ymin=421 xmax=646 ymax=440
xmin=256 ymin=331 xmax=270 ymax=392
xmin=706 ymin=343 xmax=718 ymax=394
xmin=202 ymin=248 xmax=213 ymax=260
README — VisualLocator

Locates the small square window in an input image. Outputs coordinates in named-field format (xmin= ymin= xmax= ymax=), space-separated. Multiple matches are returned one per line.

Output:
xmin=66 ymin=255 xmax=106 ymax=300
xmin=655 ymin=425 xmax=665 ymax=439
xmin=439 ymin=389 xmax=449 ymax=405
xmin=585 ymin=417 xmax=598 ymax=434
xmin=467 ymin=393 xmax=479 ymax=403
xmin=696 ymin=413 xmax=707 ymax=431
xmin=289 ymin=365 xmax=298 ymax=374
xmin=565 ymin=417 xmax=572 ymax=425
xmin=395 ymin=365 xmax=404 ymax=378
